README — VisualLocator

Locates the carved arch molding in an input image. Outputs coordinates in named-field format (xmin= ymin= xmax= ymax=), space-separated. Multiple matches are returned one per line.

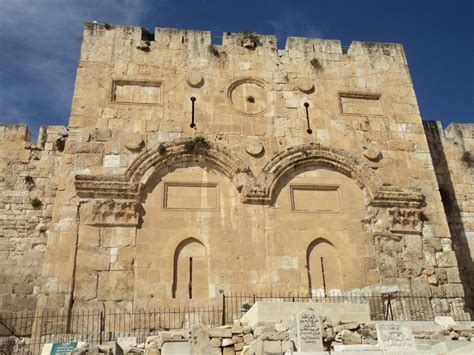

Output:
xmin=75 ymin=139 xmax=424 ymax=233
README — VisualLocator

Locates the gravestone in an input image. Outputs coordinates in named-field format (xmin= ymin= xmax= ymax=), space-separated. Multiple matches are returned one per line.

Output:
xmin=190 ymin=323 xmax=211 ymax=355
xmin=295 ymin=309 xmax=323 ymax=352
xmin=117 ymin=336 xmax=137 ymax=353
xmin=161 ymin=341 xmax=192 ymax=355
xmin=376 ymin=322 xmax=416 ymax=351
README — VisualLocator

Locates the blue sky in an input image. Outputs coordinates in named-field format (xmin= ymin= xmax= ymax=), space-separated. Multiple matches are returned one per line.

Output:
xmin=1 ymin=0 xmax=472 ymax=136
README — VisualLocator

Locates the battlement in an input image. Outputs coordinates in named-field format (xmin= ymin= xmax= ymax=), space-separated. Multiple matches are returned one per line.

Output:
xmin=84 ymin=22 xmax=406 ymax=61
xmin=0 ymin=124 xmax=66 ymax=150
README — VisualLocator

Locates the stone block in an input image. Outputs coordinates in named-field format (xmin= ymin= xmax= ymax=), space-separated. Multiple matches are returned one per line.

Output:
xmin=161 ymin=341 xmax=191 ymax=355
xmin=241 ymin=302 xmax=370 ymax=328
xmin=97 ymin=271 xmax=134 ymax=301
xmin=263 ymin=340 xmax=281 ymax=353
xmin=74 ymin=272 xmax=97 ymax=300
xmin=209 ymin=328 xmax=233 ymax=338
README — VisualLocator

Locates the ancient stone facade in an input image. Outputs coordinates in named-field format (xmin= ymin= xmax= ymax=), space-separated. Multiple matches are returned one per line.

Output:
xmin=0 ymin=22 xmax=472 ymax=314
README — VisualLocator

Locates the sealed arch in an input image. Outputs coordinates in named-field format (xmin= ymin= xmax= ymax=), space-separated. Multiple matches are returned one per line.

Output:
xmin=261 ymin=143 xmax=382 ymax=205
xmin=243 ymin=143 xmax=424 ymax=208
xmin=75 ymin=138 xmax=253 ymax=200
xmin=306 ymin=238 xmax=343 ymax=294
xmin=172 ymin=238 xmax=208 ymax=299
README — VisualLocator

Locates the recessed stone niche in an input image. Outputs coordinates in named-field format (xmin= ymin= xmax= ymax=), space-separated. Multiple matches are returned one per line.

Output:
xmin=112 ymin=80 xmax=162 ymax=105
xmin=339 ymin=93 xmax=383 ymax=115
xmin=290 ymin=185 xmax=340 ymax=212
xmin=227 ymin=78 xmax=271 ymax=116
xmin=163 ymin=182 xmax=218 ymax=210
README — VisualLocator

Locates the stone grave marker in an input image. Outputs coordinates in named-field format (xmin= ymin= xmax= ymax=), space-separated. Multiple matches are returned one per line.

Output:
xmin=117 ymin=336 xmax=137 ymax=353
xmin=376 ymin=322 xmax=416 ymax=351
xmin=296 ymin=309 xmax=323 ymax=351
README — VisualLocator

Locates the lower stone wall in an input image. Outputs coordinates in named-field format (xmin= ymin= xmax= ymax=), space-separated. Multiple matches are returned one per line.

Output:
xmin=0 ymin=125 xmax=65 ymax=311
xmin=424 ymin=121 xmax=474 ymax=305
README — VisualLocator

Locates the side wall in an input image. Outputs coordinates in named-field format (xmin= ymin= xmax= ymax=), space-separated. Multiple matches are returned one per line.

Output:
xmin=424 ymin=121 xmax=474 ymax=303
xmin=0 ymin=125 xmax=64 ymax=311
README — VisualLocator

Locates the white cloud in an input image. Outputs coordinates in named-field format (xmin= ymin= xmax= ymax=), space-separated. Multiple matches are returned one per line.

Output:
xmin=0 ymin=0 xmax=160 ymax=135
xmin=266 ymin=10 xmax=325 ymax=49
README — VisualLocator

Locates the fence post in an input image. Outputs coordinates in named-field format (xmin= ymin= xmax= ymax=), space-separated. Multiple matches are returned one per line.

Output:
xmin=384 ymin=295 xmax=393 ymax=321
xmin=221 ymin=294 xmax=226 ymax=326
xmin=99 ymin=311 xmax=104 ymax=345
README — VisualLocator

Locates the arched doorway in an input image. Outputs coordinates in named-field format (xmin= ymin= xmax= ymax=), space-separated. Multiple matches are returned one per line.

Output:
xmin=172 ymin=238 xmax=208 ymax=299
xmin=306 ymin=239 xmax=343 ymax=295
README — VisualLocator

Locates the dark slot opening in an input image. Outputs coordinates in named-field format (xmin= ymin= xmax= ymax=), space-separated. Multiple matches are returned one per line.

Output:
xmin=141 ymin=28 xmax=155 ymax=41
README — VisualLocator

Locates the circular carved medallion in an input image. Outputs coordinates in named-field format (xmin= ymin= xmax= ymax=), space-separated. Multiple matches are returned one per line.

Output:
xmin=227 ymin=78 xmax=271 ymax=116
xmin=296 ymin=79 xmax=315 ymax=94
xmin=125 ymin=134 xmax=144 ymax=151
xmin=245 ymin=139 xmax=264 ymax=156
xmin=185 ymin=70 xmax=204 ymax=88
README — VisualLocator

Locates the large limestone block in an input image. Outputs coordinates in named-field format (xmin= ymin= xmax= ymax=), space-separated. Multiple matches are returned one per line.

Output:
xmin=97 ymin=271 xmax=134 ymax=301
xmin=161 ymin=341 xmax=191 ymax=355
xmin=240 ymin=302 xmax=370 ymax=328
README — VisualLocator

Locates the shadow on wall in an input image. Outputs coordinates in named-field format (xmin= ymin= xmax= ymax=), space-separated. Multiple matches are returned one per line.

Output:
xmin=423 ymin=121 xmax=474 ymax=317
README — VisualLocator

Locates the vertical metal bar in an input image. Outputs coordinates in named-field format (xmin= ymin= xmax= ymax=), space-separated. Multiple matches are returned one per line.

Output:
xmin=189 ymin=256 xmax=193 ymax=299
xmin=221 ymin=293 xmax=226 ymax=325
xmin=190 ymin=97 xmax=196 ymax=128
xmin=320 ymin=257 xmax=327 ymax=298
xmin=304 ymin=102 xmax=312 ymax=134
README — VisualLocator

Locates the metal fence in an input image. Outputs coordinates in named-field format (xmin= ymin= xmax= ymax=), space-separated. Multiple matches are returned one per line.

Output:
xmin=0 ymin=293 xmax=471 ymax=354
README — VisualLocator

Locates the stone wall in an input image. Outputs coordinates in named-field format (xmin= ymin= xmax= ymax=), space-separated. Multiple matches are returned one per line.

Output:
xmin=0 ymin=22 xmax=470 ymax=314
xmin=424 ymin=121 xmax=474 ymax=303
xmin=0 ymin=125 xmax=65 ymax=311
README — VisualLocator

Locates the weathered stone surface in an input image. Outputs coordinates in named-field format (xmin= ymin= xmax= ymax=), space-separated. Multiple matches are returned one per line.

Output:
xmin=0 ymin=22 xmax=471 ymax=316
xmin=296 ymin=310 xmax=323 ymax=351
xmin=124 ymin=133 xmax=144 ymax=151
xmin=97 ymin=271 xmax=134 ymax=301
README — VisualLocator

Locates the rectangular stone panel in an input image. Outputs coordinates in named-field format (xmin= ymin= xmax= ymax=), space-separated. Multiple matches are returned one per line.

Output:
xmin=112 ymin=80 xmax=162 ymax=104
xmin=291 ymin=185 xmax=340 ymax=212
xmin=339 ymin=93 xmax=383 ymax=115
xmin=164 ymin=183 xmax=218 ymax=210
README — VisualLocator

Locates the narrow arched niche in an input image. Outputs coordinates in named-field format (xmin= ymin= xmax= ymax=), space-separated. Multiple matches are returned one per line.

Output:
xmin=172 ymin=238 xmax=208 ymax=299
xmin=306 ymin=238 xmax=343 ymax=295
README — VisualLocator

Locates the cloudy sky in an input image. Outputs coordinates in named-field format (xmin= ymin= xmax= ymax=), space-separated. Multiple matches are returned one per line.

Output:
xmin=0 ymin=0 xmax=472 ymax=136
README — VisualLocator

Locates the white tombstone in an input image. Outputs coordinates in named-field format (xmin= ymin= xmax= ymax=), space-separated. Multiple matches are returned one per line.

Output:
xmin=117 ymin=336 xmax=137 ymax=353
xmin=376 ymin=322 xmax=416 ymax=351
xmin=161 ymin=341 xmax=192 ymax=355
xmin=296 ymin=309 xmax=324 ymax=352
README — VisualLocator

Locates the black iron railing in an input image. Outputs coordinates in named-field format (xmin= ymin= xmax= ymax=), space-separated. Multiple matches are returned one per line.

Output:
xmin=0 ymin=292 xmax=471 ymax=354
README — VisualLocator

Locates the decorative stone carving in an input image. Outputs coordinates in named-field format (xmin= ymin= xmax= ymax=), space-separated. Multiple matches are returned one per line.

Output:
xmin=185 ymin=70 xmax=204 ymax=88
xmin=376 ymin=322 xmax=416 ymax=351
xmin=227 ymin=77 xmax=272 ymax=116
xmin=240 ymin=32 xmax=259 ymax=50
xmin=124 ymin=133 xmax=144 ymax=151
xmin=75 ymin=139 xmax=251 ymax=199
xmin=245 ymin=139 xmax=264 ymax=156
xmin=363 ymin=143 xmax=382 ymax=162
xmin=389 ymin=208 xmax=423 ymax=234
xmin=75 ymin=139 xmax=424 ymax=211
xmin=296 ymin=79 xmax=315 ymax=94
xmin=80 ymin=199 xmax=140 ymax=226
